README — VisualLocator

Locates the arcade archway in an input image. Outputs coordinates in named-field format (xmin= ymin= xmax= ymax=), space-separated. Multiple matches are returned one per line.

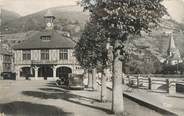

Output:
xmin=20 ymin=67 xmax=34 ymax=77
xmin=38 ymin=65 xmax=53 ymax=77
xmin=56 ymin=67 xmax=72 ymax=79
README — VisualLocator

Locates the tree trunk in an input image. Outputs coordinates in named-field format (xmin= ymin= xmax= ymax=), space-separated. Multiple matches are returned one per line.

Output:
xmin=92 ymin=68 xmax=97 ymax=90
xmin=88 ymin=69 xmax=93 ymax=89
xmin=112 ymin=42 xmax=124 ymax=114
xmin=101 ymin=69 xmax=107 ymax=102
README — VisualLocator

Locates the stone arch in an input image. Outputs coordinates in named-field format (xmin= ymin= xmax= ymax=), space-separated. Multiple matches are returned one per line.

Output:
xmin=55 ymin=65 xmax=73 ymax=70
xmin=56 ymin=66 xmax=72 ymax=79
xmin=20 ymin=67 xmax=35 ymax=77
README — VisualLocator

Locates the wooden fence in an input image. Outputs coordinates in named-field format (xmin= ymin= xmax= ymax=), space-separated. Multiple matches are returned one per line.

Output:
xmin=128 ymin=74 xmax=184 ymax=78
xmin=123 ymin=75 xmax=184 ymax=95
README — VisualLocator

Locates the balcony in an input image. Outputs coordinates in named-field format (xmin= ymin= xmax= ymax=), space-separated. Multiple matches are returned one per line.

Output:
xmin=16 ymin=59 xmax=76 ymax=65
xmin=31 ymin=60 xmax=58 ymax=65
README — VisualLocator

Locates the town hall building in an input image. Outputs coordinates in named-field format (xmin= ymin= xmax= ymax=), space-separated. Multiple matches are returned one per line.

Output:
xmin=13 ymin=10 xmax=83 ymax=80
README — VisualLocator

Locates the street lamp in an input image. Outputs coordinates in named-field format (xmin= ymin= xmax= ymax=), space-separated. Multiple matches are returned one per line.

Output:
xmin=106 ymin=38 xmax=110 ymax=50
xmin=106 ymin=38 xmax=113 ymax=81
xmin=106 ymin=38 xmax=113 ymax=62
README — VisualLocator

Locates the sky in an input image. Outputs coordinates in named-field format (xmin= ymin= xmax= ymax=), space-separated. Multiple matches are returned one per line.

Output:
xmin=162 ymin=0 xmax=184 ymax=23
xmin=0 ymin=0 xmax=184 ymax=23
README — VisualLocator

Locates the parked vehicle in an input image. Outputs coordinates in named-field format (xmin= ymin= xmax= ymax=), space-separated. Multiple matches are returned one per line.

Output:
xmin=1 ymin=72 xmax=16 ymax=80
xmin=68 ymin=73 xmax=84 ymax=89
xmin=56 ymin=73 xmax=84 ymax=89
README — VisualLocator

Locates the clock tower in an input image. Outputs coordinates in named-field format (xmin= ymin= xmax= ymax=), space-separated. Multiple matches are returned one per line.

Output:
xmin=44 ymin=10 xmax=55 ymax=30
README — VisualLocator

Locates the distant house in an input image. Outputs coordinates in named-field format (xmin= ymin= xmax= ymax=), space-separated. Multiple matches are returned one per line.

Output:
xmin=0 ymin=46 xmax=13 ymax=79
xmin=13 ymin=10 xmax=83 ymax=80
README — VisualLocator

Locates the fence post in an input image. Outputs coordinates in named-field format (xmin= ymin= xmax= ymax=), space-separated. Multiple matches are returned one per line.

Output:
xmin=148 ymin=77 xmax=152 ymax=90
xmin=166 ymin=79 xmax=169 ymax=93
xmin=136 ymin=76 xmax=139 ymax=88
xmin=166 ymin=79 xmax=176 ymax=95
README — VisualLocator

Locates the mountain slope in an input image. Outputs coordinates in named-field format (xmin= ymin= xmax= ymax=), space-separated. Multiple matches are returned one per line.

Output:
xmin=1 ymin=9 xmax=21 ymax=25
xmin=133 ymin=19 xmax=184 ymax=62
xmin=1 ymin=5 xmax=89 ymax=34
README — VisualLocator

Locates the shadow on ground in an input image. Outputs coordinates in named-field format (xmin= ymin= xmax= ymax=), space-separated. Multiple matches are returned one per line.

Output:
xmin=168 ymin=95 xmax=184 ymax=98
xmin=0 ymin=101 xmax=73 ymax=116
xmin=45 ymin=82 xmax=59 ymax=88
xmin=39 ymin=88 xmax=101 ymax=102
xmin=22 ymin=82 xmax=113 ymax=114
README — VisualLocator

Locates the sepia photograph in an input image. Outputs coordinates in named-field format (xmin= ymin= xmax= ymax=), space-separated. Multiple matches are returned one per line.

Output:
xmin=0 ymin=0 xmax=184 ymax=116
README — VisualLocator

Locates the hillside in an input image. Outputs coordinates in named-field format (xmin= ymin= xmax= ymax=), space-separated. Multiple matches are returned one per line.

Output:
xmin=2 ymin=0 xmax=184 ymax=33
xmin=133 ymin=19 xmax=184 ymax=62
xmin=1 ymin=5 xmax=89 ymax=34
xmin=1 ymin=9 xmax=21 ymax=25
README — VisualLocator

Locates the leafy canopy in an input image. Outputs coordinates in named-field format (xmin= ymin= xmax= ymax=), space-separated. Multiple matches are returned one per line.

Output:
xmin=75 ymin=22 xmax=108 ymax=69
xmin=81 ymin=0 xmax=168 ymax=42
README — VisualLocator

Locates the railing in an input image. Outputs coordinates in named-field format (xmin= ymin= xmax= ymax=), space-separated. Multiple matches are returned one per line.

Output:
xmin=124 ymin=75 xmax=184 ymax=95
xmin=31 ymin=60 xmax=58 ymax=64
xmin=129 ymin=74 xmax=184 ymax=78
xmin=15 ymin=60 xmax=75 ymax=65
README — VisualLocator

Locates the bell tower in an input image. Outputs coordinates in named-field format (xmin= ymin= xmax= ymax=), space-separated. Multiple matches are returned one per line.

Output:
xmin=167 ymin=33 xmax=176 ymax=56
xmin=44 ymin=10 xmax=55 ymax=30
xmin=166 ymin=33 xmax=182 ymax=65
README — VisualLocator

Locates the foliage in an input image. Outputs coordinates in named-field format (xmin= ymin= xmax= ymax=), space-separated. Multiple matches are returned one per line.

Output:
xmin=75 ymin=22 xmax=108 ymax=70
xmin=162 ymin=63 xmax=184 ymax=74
xmin=81 ymin=0 xmax=167 ymax=41
xmin=124 ymin=55 xmax=163 ymax=74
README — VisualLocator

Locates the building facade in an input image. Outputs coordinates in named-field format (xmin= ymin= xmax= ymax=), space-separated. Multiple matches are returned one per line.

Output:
xmin=0 ymin=47 xmax=13 ymax=79
xmin=13 ymin=10 xmax=83 ymax=80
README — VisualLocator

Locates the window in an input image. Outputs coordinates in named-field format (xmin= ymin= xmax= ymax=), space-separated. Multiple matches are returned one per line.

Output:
xmin=40 ymin=36 xmax=51 ymax=41
xmin=76 ymin=66 xmax=81 ymax=70
xmin=59 ymin=49 xmax=68 ymax=60
xmin=145 ymin=57 xmax=151 ymax=63
xmin=3 ymin=55 xmax=11 ymax=62
xmin=3 ymin=63 xmax=11 ymax=72
xmin=41 ymin=49 xmax=49 ymax=60
xmin=22 ymin=50 xmax=31 ymax=60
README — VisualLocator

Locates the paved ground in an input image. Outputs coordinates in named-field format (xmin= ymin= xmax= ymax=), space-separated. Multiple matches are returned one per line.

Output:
xmin=1 ymin=80 xmax=183 ymax=116
xmin=0 ymin=80 xmax=115 ymax=116
xmin=106 ymin=82 xmax=184 ymax=116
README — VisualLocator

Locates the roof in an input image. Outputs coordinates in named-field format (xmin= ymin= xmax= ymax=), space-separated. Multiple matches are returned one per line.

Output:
xmin=167 ymin=35 xmax=176 ymax=53
xmin=44 ymin=10 xmax=55 ymax=19
xmin=13 ymin=30 xmax=75 ymax=50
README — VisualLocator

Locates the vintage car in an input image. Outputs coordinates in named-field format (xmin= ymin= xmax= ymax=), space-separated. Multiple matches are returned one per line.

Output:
xmin=56 ymin=73 xmax=84 ymax=89
xmin=1 ymin=72 xmax=16 ymax=80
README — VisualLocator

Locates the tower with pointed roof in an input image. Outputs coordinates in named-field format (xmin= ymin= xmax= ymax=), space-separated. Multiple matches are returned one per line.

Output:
xmin=44 ymin=9 xmax=55 ymax=30
xmin=166 ymin=33 xmax=182 ymax=65
xmin=167 ymin=33 xmax=177 ymax=56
